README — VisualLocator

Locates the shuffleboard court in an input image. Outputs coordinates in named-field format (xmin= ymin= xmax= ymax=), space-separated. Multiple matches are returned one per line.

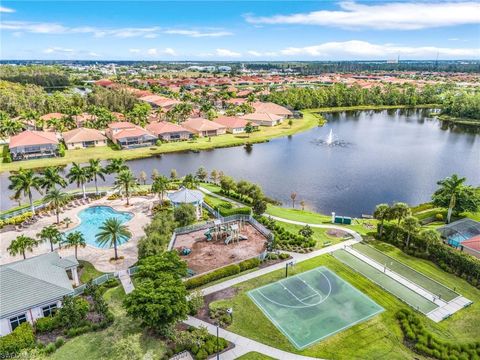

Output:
xmin=352 ymin=243 xmax=458 ymax=301
xmin=333 ymin=250 xmax=438 ymax=314
xmin=247 ymin=266 xmax=384 ymax=350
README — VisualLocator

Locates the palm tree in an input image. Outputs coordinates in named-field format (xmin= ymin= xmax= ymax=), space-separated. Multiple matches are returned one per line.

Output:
xmin=139 ymin=170 xmax=147 ymax=185
xmin=0 ymin=111 xmax=23 ymax=138
xmin=64 ymin=231 xmax=86 ymax=259
xmin=402 ymin=216 xmax=420 ymax=248
xmin=182 ymin=174 xmax=198 ymax=189
xmin=8 ymin=169 xmax=43 ymax=214
xmin=433 ymin=174 xmax=467 ymax=223
xmin=7 ymin=235 xmax=38 ymax=259
xmin=67 ymin=163 xmax=90 ymax=199
xmin=374 ymin=203 xmax=391 ymax=236
xmin=43 ymin=188 xmax=71 ymax=224
xmin=64 ymin=217 xmax=72 ymax=229
xmin=87 ymin=158 xmax=105 ymax=195
xmin=419 ymin=229 xmax=441 ymax=254
xmin=37 ymin=225 xmax=62 ymax=252
xmin=152 ymin=175 xmax=169 ymax=203
xmin=40 ymin=166 xmax=67 ymax=191
xmin=290 ymin=192 xmax=297 ymax=208
xmin=391 ymin=202 xmax=411 ymax=225
xmin=114 ymin=169 xmax=138 ymax=205
xmin=300 ymin=200 xmax=305 ymax=211
xmin=96 ymin=218 xmax=132 ymax=260
xmin=105 ymin=158 xmax=128 ymax=175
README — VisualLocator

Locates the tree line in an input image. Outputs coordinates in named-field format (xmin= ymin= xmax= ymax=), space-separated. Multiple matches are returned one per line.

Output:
xmin=441 ymin=91 xmax=480 ymax=120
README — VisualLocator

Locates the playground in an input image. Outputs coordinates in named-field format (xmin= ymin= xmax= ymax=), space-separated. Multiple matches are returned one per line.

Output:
xmin=173 ymin=220 xmax=268 ymax=274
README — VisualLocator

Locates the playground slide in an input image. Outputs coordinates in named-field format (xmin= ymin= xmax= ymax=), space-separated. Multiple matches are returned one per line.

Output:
xmin=224 ymin=235 xmax=233 ymax=245
xmin=239 ymin=235 xmax=248 ymax=241
xmin=204 ymin=229 xmax=213 ymax=241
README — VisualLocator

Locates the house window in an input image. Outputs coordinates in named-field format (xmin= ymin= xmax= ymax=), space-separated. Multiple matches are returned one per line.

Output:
xmin=42 ymin=303 xmax=58 ymax=317
xmin=9 ymin=314 xmax=27 ymax=331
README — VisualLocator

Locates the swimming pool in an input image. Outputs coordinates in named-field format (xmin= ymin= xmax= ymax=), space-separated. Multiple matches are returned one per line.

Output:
xmin=64 ymin=206 xmax=133 ymax=248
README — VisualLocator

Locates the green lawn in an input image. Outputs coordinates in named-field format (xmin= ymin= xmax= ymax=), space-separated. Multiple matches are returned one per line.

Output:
xmin=210 ymin=245 xmax=480 ymax=360
xmin=49 ymin=286 xmax=168 ymax=360
xmin=78 ymin=260 xmax=105 ymax=284
xmin=1 ymin=115 xmax=318 ymax=172
xmin=275 ymin=221 xmax=347 ymax=249
xmin=235 ymin=352 xmax=276 ymax=360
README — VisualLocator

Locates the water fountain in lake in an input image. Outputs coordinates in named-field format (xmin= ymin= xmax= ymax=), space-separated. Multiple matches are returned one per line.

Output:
xmin=311 ymin=128 xmax=350 ymax=147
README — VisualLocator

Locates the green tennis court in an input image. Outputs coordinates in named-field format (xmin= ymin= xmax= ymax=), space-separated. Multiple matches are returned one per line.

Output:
xmin=247 ymin=266 xmax=384 ymax=350
xmin=333 ymin=250 xmax=438 ymax=314
xmin=352 ymin=243 xmax=458 ymax=301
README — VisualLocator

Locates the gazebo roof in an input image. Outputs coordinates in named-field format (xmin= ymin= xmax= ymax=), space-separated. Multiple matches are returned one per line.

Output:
xmin=168 ymin=187 xmax=204 ymax=204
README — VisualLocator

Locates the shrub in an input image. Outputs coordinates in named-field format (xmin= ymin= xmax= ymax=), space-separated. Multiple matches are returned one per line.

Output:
xmin=44 ymin=343 xmax=57 ymax=354
xmin=239 ymin=257 xmax=260 ymax=271
xmin=217 ymin=206 xmax=251 ymax=217
xmin=58 ymin=142 xmax=66 ymax=157
xmin=57 ymin=296 xmax=90 ymax=328
xmin=435 ymin=213 xmax=444 ymax=221
xmin=174 ymin=203 xmax=197 ymax=227
xmin=0 ymin=322 xmax=35 ymax=355
xmin=55 ymin=337 xmax=65 ymax=348
xmin=185 ymin=264 xmax=241 ymax=289
xmin=2 ymin=145 xmax=12 ymax=163
xmin=0 ymin=212 xmax=34 ymax=228
xmin=187 ymin=291 xmax=204 ymax=316
xmin=195 ymin=348 xmax=208 ymax=360
xmin=35 ymin=315 xmax=60 ymax=333
xmin=66 ymin=325 xmax=92 ymax=338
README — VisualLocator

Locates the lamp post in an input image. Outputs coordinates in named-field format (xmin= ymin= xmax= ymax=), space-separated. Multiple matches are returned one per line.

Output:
xmin=285 ymin=260 xmax=295 ymax=278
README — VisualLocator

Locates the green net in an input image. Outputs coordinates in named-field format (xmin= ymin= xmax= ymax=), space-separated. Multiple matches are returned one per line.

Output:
xmin=248 ymin=266 xmax=383 ymax=350
xmin=333 ymin=250 xmax=438 ymax=314
xmin=352 ymin=243 xmax=458 ymax=301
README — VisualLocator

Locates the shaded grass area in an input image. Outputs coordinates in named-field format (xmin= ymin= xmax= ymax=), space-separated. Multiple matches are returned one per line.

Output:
xmin=211 ymin=246 xmax=480 ymax=359
xmin=78 ymin=260 xmax=105 ymax=284
xmin=0 ymin=115 xmax=317 ymax=172
xmin=49 ymin=286 xmax=168 ymax=360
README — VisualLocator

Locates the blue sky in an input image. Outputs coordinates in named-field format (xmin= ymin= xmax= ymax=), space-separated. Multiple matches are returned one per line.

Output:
xmin=1 ymin=1 xmax=479 ymax=60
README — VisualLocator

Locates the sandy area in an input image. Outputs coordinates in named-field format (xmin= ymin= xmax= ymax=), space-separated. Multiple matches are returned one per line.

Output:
xmin=173 ymin=222 xmax=268 ymax=274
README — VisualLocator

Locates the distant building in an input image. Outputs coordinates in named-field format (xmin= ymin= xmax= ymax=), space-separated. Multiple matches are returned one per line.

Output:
xmin=0 ymin=253 xmax=79 ymax=336
xmin=241 ymin=112 xmax=283 ymax=127
xmin=251 ymin=102 xmax=293 ymax=118
xmin=62 ymin=128 xmax=107 ymax=149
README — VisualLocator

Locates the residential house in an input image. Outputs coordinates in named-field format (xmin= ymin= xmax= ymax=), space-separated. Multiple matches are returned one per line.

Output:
xmin=139 ymin=94 xmax=181 ymax=111
xmin=9 ymin=130 xmax=59 ymax=161
xmin=252 ymin=102 xmax=293 ymax=118
xmin=146 ymin=121 xmax=192 ymax=141
xmin=214 ymin=116 xmax=257 ymax=134
xmin=240 ymin=112 xmax=283 ymax=127
xmin=106 ymin=122 xmax=156 ymax=149
xmin=72 ymin=113 xmax=97 ymax=128
xmin=182 ymin=117 xmax=226 ymax=137
xmin=0 ymin=253 xmax=79 ymax=336
xmin=62 ymin=128 xmax=108 ymax=149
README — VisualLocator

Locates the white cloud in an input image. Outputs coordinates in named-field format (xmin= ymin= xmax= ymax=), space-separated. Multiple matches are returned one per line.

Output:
xmin=129 ymin=48 xmax=141 ymax=53
xmin=163 ymin=48 xmax=177 ymax=56
xmin=0 ymin=6 xmax=15 ymax=13
xmin=278 ymin=40 xmax=480 ymax=60
xmin=43 ymin=47 xmax=74 ymax=54
xmin=246 ymin=1 xmax=480 ymax=30
xmin=247 ymin=50 xmax=262 ymax=57
xmin=215 ymin=48 xmax=241 ymax=57
xmin=88 ymin=52 xmax=99 ymax=57
xmin=164 ymin=29 xmax=232 ymax=37
xmin=247 ymin=50 xmax=278 ymax=57
xmin=147 ymin=48 xmax=158 ymax=55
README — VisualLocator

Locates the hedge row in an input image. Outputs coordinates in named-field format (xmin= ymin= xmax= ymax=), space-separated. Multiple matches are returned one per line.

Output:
xmin=397 ymin=309 xmax=480 ymax=360
xmin=217 ymin=206 xmax=251 ymax=217
xmin=0 ymin=211 xmax=34 ymax=228
xmin=258 ymin=216 xmax=316 ymax=250
xmin=0 ymin=322 xmax=35 ymax=355
xmin=185 ymin=258 xmax=260 ymax=289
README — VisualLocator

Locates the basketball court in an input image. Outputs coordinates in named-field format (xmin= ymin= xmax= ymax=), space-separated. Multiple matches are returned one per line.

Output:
xmin=247 ymin=266 xmax=384 ymax=350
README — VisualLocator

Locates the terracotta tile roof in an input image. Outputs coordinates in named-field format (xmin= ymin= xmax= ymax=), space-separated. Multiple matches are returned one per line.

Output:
xmin=462 ymin=236 xmax=480 ymax=251
xmin=112 ymin=127 xmax=154 ymax=140
xmin=111 ymin=112 xmax=126 ymax=120
xmin=107 ymin=121 xmax=136 ymax=130
xmin=39 ymin=113 xmax=64 ymax=121
xmin=241 ymin=112 xmax=283 ymax=123
xmin=252 ymin=101 xmax=293 ymax=116
xmin=214 ymin=116 xmax=252 ymax=129
xmin=95 ymin=79 xmax=114 ymax=87
xmin=9 ymin=130 xmax=58 ymax=149
xmin=182 ymin=118 xmax=226 ymax=132
xmin=62 ymin=128 xmax=106 ymax=143
xmin=139 ymin=95 xmax=180 ymax=108
xmin=225 ymin=98 xmax=247 ymax=105
xmin=146 ymin=121 xmax=190 ymax=135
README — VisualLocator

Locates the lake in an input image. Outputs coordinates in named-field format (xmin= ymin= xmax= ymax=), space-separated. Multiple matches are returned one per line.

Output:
xmin=2 ymin=109 xmax=478 ymax=216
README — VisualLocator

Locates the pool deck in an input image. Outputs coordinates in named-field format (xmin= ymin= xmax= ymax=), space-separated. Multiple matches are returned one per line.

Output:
xmin=0 ymin=195 xmax=155 ymax=272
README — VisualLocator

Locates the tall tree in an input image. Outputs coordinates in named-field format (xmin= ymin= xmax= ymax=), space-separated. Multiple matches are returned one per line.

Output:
xmin=114 ymin=169 xmax=138 ymax=205
xmin=152 ymin=175 xmax=169 ymax=203
xmin=0 ymin=111 xmax=23 ymax=138
xmin=8 ymin=168 xmax=43 ymax=214
xmin=210 ymin=169 xmax=218 ymax=184
xmin=170 ymin=168 xmax=178 ymax=180
xmin=390 ymin=202 xmax=411 ymax=225
xmin=402 ymin=216 xmax=420 ymax=248
xmin=182 ymin=174 xmax=198 ymax=189
xmin=138 ymin=170 xmax=147 ymax=185
xmin=43 ymin=188 xmax=71 ymax=224
xmin=7 ymin=235 xmax=38 ymax=259
xmin=96 ymin=218 xmax=132 ymax=260
xmin=374 ymin=203 xmax=391 ymax=236
xmin=37 ymin=225 xmax=62 ymax=252
xmin=40 ymin=166 xmax=67 ymax=191
xmin=419 ymin=229 xmax=441 ymax=254
xmin=87 ymin=158 xmax=105 ymax=195
xmin=195 ymin=167 xmax=208 ymax=182
xmin=290 ymin=192 xmax=297 ymax=208
xmin=67 ymin=163 xmax=90 ymax=199
xmin=432 ymin=174 xmax=468 ymax=223
xmin=105 ymin=158 xmax=128 ymax=175
xmin=65 ymin=231 xmax=86 ymax=259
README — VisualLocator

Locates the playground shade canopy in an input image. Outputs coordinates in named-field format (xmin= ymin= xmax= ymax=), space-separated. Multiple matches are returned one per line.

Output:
xmin=248 ymin=266 xmax=383 ymax=350
xmin=437 ymin=218 xmax=480 ymax=247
